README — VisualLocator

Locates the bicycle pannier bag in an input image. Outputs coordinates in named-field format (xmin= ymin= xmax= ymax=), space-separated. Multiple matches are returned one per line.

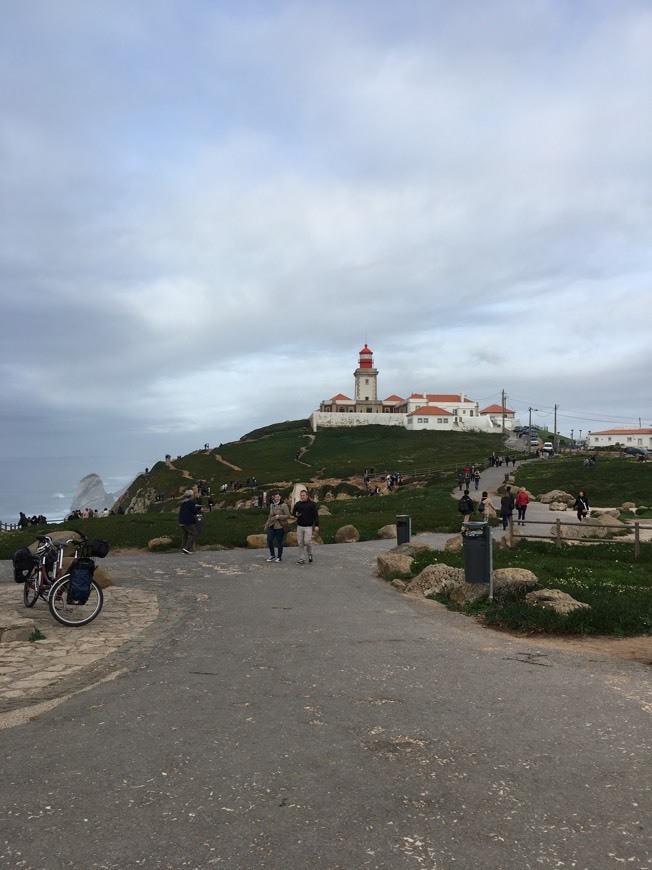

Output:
xmin=67 ymin=557 xmax=96 ymax=605
xmin=13 ymin=547 xmax=38 ymax=583
xmin=90 ymin=539 xmax=111 ymax=558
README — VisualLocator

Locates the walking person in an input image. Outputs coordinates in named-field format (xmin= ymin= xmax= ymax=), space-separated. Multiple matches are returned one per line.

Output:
xmin=574 ymin=490 xmax=589 ymax=521
xmin=477 ymin=490 xmax=490 ymax=518
xmin=473 ymin=470 xmax=481 ymax=491
xmin=292 ymin=489 xmax=319 ymax=564
xmin=178 ymin=489 xmax=200 ymax=553
xmin=457 ymin=489 xmax=474 ymax=524
xmin=500 ymin=486 xmax=515 ymax=531
xmin=515 ymin=487 xmax=530 ymax=526
xmin=265 ymin=493 xmax=290 ymax=562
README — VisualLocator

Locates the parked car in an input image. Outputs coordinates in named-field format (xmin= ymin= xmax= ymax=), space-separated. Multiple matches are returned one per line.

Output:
xmin=529 ymin=437 xmax=539 ymax=447
xmin=623 ymin=446 xmax=650 ymax=456
xmin=542 ymin=441 xmax=554 ymax=455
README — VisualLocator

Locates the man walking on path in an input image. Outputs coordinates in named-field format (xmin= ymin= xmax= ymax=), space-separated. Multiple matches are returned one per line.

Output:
xmin=178 ymin=489 xmax=201 ymax=553
xmin=458 ymin=489 xmax=474 ymax=524
xmin=292 ymin=489 xmax=319 ymax=564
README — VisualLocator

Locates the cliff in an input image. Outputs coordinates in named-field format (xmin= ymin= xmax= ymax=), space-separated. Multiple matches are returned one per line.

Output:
xmin=70 ymin=474 xmax=119 ymax=513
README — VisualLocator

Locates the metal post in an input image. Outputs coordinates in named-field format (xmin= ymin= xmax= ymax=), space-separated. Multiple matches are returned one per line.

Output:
xmin=634 ymin=522 xmax=640 ymax=559
xmin=508 ymin=514 xmax=514 ymax=547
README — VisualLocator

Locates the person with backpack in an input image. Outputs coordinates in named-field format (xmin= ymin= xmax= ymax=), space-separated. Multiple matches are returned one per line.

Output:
xmin=457 ymin=489 xmax=474 ymax=523
xmin=574 ymin=490 xmax=589 ymax=521
xmin=515 ymin=487 xmax=530 ymax=526
xmin=477 ymin=490 xmax=490 ymax=518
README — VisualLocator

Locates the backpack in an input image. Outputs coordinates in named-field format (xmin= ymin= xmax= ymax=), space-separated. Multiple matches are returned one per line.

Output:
xmin=458 ymin=496 xmax=473 ymax=513
xmin=67 ymin=557 xmax=96 ymax=605
xmin=90 ymin=539 xmax=111 ymax=558
xmin=13 ymin=547 xmax=38 ymax=583
xmin=478 ymin=501 xmax=485 ymax=513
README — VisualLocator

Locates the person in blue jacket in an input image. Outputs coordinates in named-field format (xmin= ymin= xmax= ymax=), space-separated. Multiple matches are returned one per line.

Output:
xmin=178 ymin=489 xmax=200 ymax=553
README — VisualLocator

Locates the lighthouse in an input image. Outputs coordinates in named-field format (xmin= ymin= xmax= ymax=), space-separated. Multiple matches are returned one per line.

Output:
xmin=354 ymin=344 xmax=381 ymax=411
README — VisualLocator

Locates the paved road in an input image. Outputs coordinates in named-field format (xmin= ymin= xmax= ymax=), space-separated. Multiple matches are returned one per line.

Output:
xmin=1 ymin=543 xmax=650 ymax=869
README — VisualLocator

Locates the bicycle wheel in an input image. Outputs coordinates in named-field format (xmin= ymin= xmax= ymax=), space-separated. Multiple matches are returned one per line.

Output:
xmin=48 ymin=576 xmax=104 ymax=627
xmin=23 ymin=568 xmax=40 ymax=608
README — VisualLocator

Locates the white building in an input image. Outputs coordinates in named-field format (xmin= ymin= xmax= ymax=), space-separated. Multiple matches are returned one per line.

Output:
xmin=310 ymin=345 xmax=516 ymax=433
xmin=588 ymin=428 xmax=652 ymax=449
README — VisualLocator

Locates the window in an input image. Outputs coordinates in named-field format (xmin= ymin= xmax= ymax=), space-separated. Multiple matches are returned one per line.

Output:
xmin=366 ymin=407 xmax=372 ymax=413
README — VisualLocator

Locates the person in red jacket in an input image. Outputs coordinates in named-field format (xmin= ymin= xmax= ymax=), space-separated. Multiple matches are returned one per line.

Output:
xmin=515 ymin=487 xmax=530 ymax=526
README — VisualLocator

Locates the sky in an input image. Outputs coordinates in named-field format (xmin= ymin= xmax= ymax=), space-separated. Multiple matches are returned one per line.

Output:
xmin=2 ymin=0 xmax=651 ymax=473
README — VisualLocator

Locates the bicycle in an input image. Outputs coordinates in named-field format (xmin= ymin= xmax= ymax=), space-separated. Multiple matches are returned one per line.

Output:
xmin=19 ymin=534 xmax=106 ymax=627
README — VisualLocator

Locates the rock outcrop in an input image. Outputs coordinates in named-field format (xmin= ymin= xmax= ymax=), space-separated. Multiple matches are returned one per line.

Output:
xmin=70 ymin=474 xmax=119 ymax=513
xmin=525 ymin=589 xmax=590 ymax=614
xmin=334 ymin=525 xmax=360 ymax=543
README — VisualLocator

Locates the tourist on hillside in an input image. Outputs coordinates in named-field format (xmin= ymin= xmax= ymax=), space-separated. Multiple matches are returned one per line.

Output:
xmin=515 ymin=487 xmax=530 ymax=526
xmin=457 ymin=489 xmax=474 ymax=523
xmin=500 ymin=487 xmax=515 ymax=530
xmin=178 ymin=489 xmax=201 ymax=554
xmin=574 ymin=490 xmax=589 ymax=521
xmin=265 ymin=493 xmax=291 ymax=563
xmin=473 ymin=469 xmax=481 ymax=490
xmin=292 ymin=489 xmax=320 ymax=565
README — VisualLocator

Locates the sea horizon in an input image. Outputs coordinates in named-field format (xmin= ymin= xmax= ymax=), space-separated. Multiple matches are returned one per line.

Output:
xmin=0 ymin=455 xmax=146 ymax=526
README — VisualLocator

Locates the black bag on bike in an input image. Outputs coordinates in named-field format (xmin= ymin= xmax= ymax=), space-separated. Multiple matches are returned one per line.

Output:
xmin=67 ymin=557 xmax=96 ymax=605
xmin=12 ymin=547 xmax=38 ymax=583
xmin=90 ymin=539 xmax=111 ymax=558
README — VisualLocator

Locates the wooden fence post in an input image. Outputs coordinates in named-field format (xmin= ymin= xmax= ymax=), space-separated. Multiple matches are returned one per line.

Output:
xmin=555 ymin=518 xmax=562 ymax=549
xmin=634 ymin=522 xmax=640 ymax=559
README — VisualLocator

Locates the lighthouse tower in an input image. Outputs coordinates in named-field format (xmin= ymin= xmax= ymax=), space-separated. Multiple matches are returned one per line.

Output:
xmin=354 ymin=344 xmax=382 ymax=412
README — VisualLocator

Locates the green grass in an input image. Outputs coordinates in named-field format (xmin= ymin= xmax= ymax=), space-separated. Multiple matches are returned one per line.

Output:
xmin=412 ymin=541 xmax=652 ymax=636
xmin=514 ymin=455 xmax=652 ymax=506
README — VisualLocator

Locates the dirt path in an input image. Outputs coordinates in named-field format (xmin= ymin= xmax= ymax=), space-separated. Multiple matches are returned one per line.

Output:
xmin=213 ymin=453 xmax=242 ymax=471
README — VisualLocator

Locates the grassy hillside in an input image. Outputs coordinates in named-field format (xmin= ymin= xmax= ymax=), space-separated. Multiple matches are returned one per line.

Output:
xmin=514 ymin=455 xmax=652 ymax=506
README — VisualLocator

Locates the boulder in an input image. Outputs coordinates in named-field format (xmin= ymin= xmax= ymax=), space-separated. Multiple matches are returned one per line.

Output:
xmin=148 ymin=536 xmax=173 ymax=551
xmin=334 ymin=524 xmax=360 ymax=543
xmin=449 ymin=582 xmax=490 ymax=605
xmin=246 ymin=534 xmax=267 ymax=548
xmin=552 ymin=523 xmax=607 ymax=541
xmin=377 ymin=553 xmax=414 ymax=580
xmin=318 ymin=506 xmax=331 ymax=516
xmin=444 ymin=535 xmax=463 ymax=553
xmin=389 ymin=542 xmax=434 ymax=557
xmin=409 ymin=563 xmax=464 ymax=596
xmin=525 ymin=588 xmax=590 ymax=614
xmin=548 ymin=502 xmax=568 ymax=511
xmin=391 ymin=578 xmax=408 ymax=592
xmin=377 ymin=524 xmax=397 ymax=539
xmin=540 ymin=490 xmax=575 ymax=505
xmin=492 ymin=567 xmax=538 ymax=588
xmin=621 ymin=501 xmax=636 ymax=511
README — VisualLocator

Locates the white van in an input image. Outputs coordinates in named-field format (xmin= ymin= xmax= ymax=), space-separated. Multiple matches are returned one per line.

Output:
xmin=542 ymin=441 xmax=554 ymax=454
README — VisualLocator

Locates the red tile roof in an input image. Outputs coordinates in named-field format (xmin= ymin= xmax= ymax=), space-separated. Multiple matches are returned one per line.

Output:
xmin=383 ymin=395 xmax=405 ymax=402
xmin=329 ymin=394 xmax=353 ymax=402
xmin=480 ymin=404 xmax=514 ymax=415
xmin=408 ymin=393 xmax=474 ymax=403
xmin=407 ymin=406 xmax=453 ymax=416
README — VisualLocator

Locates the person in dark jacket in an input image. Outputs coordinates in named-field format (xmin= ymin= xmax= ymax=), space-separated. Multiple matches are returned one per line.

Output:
xmin=574 ymin=490 xmax=589 ymax=521
xmin=291 ymin=489 xmax=319 ymax=564
xmin=457 ymin=489 xmax=474 ymax=523
xmin=178 ymin=489 xmax=200 ymax=553
xmin=500 ymin=486 xmax=515 ymax=530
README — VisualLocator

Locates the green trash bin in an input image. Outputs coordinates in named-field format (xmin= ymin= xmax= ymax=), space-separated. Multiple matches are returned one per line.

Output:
xmin=462 ymin=521 xmax=492 ymax=584
xmin=396 ymin=515 xmax=411 ymax=545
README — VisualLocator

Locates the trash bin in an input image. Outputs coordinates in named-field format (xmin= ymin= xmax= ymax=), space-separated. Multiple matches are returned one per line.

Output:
xmin=462 ymin=521 xmax=492 ymax=584
xmin=396 ymin=514 xmax=411 ymax=545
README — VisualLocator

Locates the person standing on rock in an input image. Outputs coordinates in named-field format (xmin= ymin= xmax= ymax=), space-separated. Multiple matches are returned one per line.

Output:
xmin=265 ymin=493 xmax=291 ymax=563
xmin=178 ymin=489 xmax=200 ymax=554
xmin=574 ymin=490 xmax=589 ymax=521
xmin=500 ymin=486 xmax=515 ymax=530
xmin=515 ymin=487 xmax=530 ymax=526
xmin=292 ymin=489 xmax=319 ymax=564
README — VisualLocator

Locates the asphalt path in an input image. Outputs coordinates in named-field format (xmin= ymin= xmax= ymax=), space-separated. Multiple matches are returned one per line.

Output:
xmin=1 ymin=543 xmax=650 ymax=869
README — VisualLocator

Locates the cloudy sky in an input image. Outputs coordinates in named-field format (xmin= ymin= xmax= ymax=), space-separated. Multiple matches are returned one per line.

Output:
xmin=2 ymin=0 xmax=651 ymax=470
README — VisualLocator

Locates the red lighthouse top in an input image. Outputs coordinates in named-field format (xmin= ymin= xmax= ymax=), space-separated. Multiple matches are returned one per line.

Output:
xmin=358 ymin=344 xmax=374 ymax=369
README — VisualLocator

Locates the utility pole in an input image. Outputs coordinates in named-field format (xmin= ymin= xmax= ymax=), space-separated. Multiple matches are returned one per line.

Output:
xmin=554 ymin=404 xmax=558 ymax=450
xmin=571 ymin=429 xmax=574 ymax=448
xmin=501 ymin=389 xmax=506 ymax=435
xmin=528 ymin=407 xmax=538 ymax=452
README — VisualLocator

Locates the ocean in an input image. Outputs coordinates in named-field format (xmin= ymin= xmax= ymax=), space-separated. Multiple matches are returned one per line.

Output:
xmin=0 ymin=455 xmax=145 ymax=526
